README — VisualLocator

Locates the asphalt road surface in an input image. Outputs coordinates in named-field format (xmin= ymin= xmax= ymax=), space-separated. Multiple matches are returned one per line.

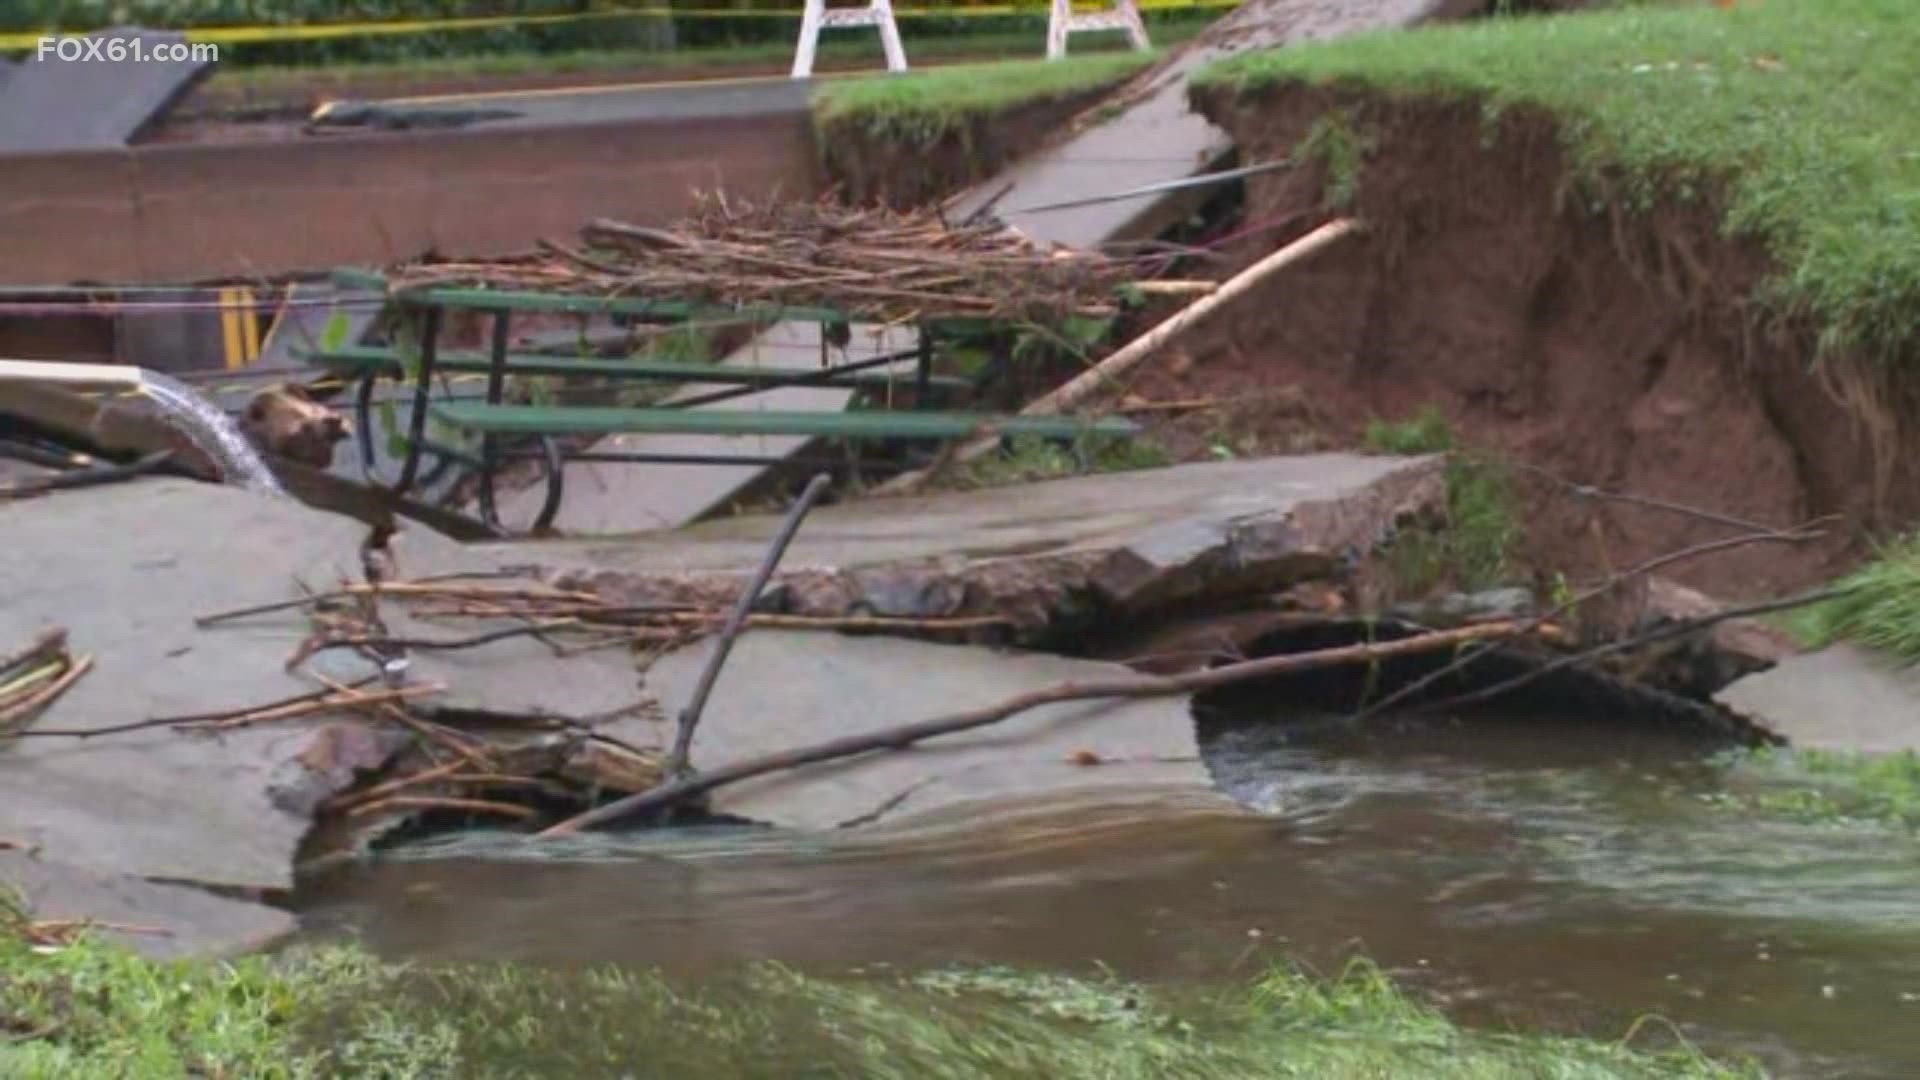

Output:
xmin=329 ymin=72 xmax=815 ymax=131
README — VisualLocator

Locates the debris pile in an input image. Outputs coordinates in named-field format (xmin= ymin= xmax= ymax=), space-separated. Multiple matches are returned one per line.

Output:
xmin=387 ymin=193 xmax=1135 ymax=324
xmin=181 ymin=565 xmax=1003 ymax=848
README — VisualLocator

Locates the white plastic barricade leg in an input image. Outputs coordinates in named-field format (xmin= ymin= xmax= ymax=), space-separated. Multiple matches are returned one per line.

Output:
xmin=1046 ymin=0 xmax=1150 ymax=61
xmin=792 ymin=0 xmax=909 ymax=79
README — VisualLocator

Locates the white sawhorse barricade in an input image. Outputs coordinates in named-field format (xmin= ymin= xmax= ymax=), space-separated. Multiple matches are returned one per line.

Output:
xmin=791 ymin=0 xmax=909 ymax=78
xmin=1047 ymin=0 xmax=1150 ymax=60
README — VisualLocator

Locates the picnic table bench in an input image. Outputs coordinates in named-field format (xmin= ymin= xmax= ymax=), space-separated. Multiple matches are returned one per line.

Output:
xmin=316 ymin=270 xmax=1138 ymax=534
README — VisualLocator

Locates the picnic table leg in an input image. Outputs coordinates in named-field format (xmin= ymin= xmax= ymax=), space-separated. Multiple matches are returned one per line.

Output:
xmin=476 ymin=308 xmax=511 ymax=530
xmin=393 ymin=305 xmax=441 ymax=496
xmin=531 ymin=436 xmax=565 ymax=533
xmin=913 ymin=324 xmax=933 ymax=410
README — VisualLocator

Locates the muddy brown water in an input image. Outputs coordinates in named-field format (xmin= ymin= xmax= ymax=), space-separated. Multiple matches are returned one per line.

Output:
xmin=300 ymin=712 xmax=1920 ymax=1078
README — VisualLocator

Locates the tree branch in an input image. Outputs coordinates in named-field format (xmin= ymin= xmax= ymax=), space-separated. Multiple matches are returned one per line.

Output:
xmin=537 ymin=620 xmax=1534 ymax=838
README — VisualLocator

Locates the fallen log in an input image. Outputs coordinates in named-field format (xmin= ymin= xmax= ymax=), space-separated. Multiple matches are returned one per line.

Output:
xmin=876 ymin=217 xmax=1362 ymax=494
xmin=536 ymin=619 xmax=1533 ymax=838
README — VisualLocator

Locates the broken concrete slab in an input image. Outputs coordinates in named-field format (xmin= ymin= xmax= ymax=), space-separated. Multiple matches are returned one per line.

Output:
xmin=0 ymin=27 xmax=213 ymax=152
xmin=375 ymin=600 xmax=645 ymax=718
xmin=0 ymin=478 xmax=629 ymax=893
xmin=498 ymin=321 xmax=917 ymax=534
xmin=0 ymin=851 xmax=294 ymax=960
xmin=1715 ymin=645 xmax=1920 ymax=753
xmin=0 ymin=480 xmax=374 ymax=891
xmin=511 ymin=454 xmax=1442 ymax=635
xmin=639 ymin=631 xmax=1228 ymax=829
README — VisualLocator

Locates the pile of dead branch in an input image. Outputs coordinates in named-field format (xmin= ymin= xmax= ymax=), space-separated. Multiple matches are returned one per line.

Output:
xmin=388 ymin=192 xmax=1133 ymax=325
xmin=203 ymin=574 xmax=1008 ymax=671
xmin=174 ymin=571 xmax=1003 ymax=843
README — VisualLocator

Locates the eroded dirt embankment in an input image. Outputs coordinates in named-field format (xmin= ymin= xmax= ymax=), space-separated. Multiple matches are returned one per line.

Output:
xmin=1177 ymin=85 xmax=1920 ymax=600
xmin=818 ymin=85 xmax=1121 ymax=209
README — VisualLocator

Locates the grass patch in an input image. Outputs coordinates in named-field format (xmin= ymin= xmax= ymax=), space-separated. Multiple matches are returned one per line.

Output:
xmin=814 ymin=52 xmax=1155 ymax=148
xmin=1707 ymin=747 xmax=1920 ymax=832
xmin=1295 ymin=109 xmax=1375 ymax=211
xmin=1781 ymin=533 xmax=1920 ymax=664
xmin=1365 ymin=408 xmax=1518 ymax=596
xmin=0 ymin=935 xmax=1757 ymax=1079
xmin=206 ymin=21 xmax=1212 ymax=101
xmin=959 ymin=431 xmax=1171 ymax=489
xmin=1363 ymin=404 xmax=1455 ymax=455
xmin=1194 ymin=0 xmax=1920 ymax=367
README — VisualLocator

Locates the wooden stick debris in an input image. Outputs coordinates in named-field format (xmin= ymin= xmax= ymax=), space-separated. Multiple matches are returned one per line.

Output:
xmin=0 ymin=629 xmax=66 ymax=680
xmin=348 ymin=795 xmax=537 ymax=820
xmin=305 ymin=674 xmax=491 ymax=770
xmin=312 ymin=619 xmax=582 ymax=655
xmin=659 ymin=611 xmax=1010 ymax=633
xmin=878 ymin=218 xmax=1362 ymax=493
xmin=188 ymin=683 xmax=441 ymax=731
xmin=665 ymin=472 xmax=832 ymax=779
xmin=321 ymin=759 xmax=466 ymax=813
xmin=195 ymin=579 xmax=596 ymax=627
xmin=0 ymin=655 xmax=92 ymax=730
xmin=537 ymin=620 xmax=1535 ymax=837
xmin=21 ymin=919 xmax=172 ymax=945
xmin=1023 ymin=218 xmax=1362 ymax=415
xmin=0 ymin=450 xmax=174 ymax=500
xmin=1351 ymin=523 xmax=1824 ymax=722
xmin=1418 ymin=586 xmax=1859 ymax=716
xmin=395 ymin=194 xmax=1134 ymax=324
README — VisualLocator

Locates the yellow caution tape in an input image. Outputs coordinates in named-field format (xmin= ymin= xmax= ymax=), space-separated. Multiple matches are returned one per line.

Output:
xmin=1 ymin=1 xmax=1233 ymax=51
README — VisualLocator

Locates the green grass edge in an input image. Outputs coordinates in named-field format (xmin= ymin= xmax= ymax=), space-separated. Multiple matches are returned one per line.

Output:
xmin=812 ymin=52 xmax=1155 ymax=146
xmin=1189 ymin=0 xmax=1920 ymax=372
xmin=0 ymin=930 xmax=1760 ymax=1079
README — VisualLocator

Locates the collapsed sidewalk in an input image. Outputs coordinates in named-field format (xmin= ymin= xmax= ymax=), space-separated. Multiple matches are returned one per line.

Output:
xmin=0 ymin=453 xmax=1440 ymax=955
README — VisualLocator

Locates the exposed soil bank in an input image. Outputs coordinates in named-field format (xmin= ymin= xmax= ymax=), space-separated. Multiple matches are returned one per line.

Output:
xmin=1180 ymin=84 xmax=1920 ymax=599
xmin=817 ymin=82 xmax=1125 ymax=210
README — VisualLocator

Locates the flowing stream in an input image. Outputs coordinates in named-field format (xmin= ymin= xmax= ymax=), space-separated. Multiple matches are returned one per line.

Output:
xmin=301 ymin=710 xmax=1920 ymax=1078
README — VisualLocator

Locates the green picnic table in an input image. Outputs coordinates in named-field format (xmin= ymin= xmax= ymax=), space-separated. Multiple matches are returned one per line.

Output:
xmin=319 ymin=270 xmax=1136 ymax=534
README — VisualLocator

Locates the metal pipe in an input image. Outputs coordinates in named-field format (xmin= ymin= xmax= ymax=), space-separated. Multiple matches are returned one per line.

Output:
xmin=0 ymin=359 xmax=146 ymax=388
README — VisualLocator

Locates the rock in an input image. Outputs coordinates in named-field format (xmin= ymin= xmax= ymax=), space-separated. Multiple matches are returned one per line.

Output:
xmin=559 ymin=739 xmax=663 ymax=794
xmin=1715 ymin=645 xmax=1920 ymax=753
xmin=1644 ymin=577 xmax=1798 ymax=668
xmin=642 ymin=631 xmax=1231 ymax=829
xmin=508 ymin=455 xmax=1444 ymax=640
xmin=1388 ymin=586 xmax=1535 ymax=627
xmin=0 ymin=479 xmax=637 ymax=894
xmin=268 ymin=722 xmax=411 ymax=818
xmin=1603 ymin=578 xmax=1800 ymax=698
xmin=239 ymin=383 xmax=348 ymax=470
